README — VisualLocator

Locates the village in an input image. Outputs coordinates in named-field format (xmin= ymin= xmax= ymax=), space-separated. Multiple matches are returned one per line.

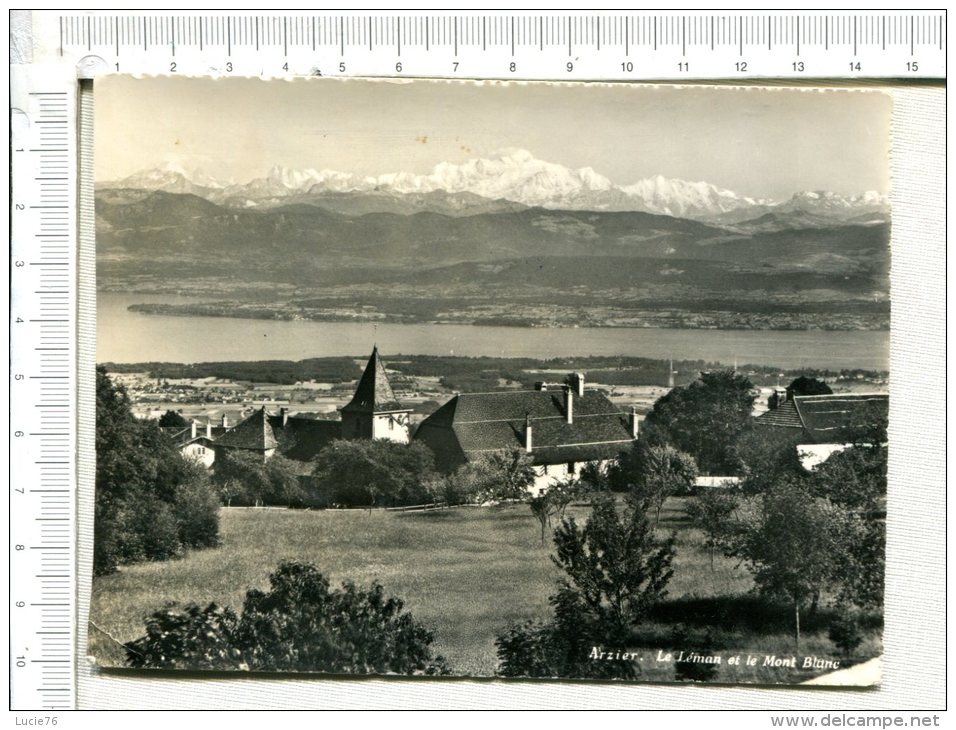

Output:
xmin=108 ymin=348 xmax=887 ymax=487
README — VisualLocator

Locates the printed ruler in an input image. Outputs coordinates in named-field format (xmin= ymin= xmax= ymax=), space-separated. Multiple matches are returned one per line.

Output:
xmin=31 ymin=10 xmax=946 ymax=79
xmin=10 ymin=65 xmax=78 ymax=711
xmin=7 ymin=9 xmax=947 ymax=711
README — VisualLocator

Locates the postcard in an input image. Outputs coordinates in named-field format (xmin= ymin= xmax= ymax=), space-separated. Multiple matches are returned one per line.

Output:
xmin=89 ymin=77 xmax=890 ymax=686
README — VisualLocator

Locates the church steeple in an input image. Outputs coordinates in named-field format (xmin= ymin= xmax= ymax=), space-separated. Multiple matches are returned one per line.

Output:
xmin=340 ymin=347 xmax=411 ymax=442
xmin=342 ymin=346 xmax=403 ymax=414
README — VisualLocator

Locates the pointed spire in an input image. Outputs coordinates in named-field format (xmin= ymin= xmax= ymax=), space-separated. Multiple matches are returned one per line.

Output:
xmin=341 ymin=347 xmax=405 ymax=413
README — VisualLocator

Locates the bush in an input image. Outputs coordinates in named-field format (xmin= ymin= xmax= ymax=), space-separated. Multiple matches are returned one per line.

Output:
xmin=125 ymin=560 xmax=450 ymax=675
xmin=828 ymin=606 xmax=865 ymax=658
xmin=173 ymin=474 xmax=221 ymax=550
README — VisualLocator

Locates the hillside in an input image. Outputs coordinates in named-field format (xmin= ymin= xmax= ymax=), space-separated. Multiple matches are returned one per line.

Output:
xmin=95 ymin=188 xmax=889 ymax=331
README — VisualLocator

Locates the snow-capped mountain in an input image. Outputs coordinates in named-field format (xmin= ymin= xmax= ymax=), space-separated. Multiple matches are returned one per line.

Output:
xmin=621 ymin=174 xmax=769 ymax=219
xmin=98 ymin=150 xmax=889 ymax=225
xmin=98 ymin=161 xmax=229 ymax=198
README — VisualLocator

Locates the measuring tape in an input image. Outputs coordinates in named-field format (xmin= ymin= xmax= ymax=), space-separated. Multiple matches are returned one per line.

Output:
xmin=8 ymin=9 xmax=946 ymax=711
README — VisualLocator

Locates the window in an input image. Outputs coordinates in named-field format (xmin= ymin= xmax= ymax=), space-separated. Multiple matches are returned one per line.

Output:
xmin=567 ymin=461 xmax=575 ymax=475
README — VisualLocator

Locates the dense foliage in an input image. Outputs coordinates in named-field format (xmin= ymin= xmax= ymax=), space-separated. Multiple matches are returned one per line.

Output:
xmin=157 ymin=409 xmax=189 ymax=428
xmin=642 ymin=370 xmax=756 ymax=475
xmin=311 ymin=439 xmax=437 ymax=507
xmin=786 ymin=375 xmax=834 ymax=398
xmin=95 ymin=367 xmax=220 ymax=575
xmin=125 ymin=560 xmax=449 ymax=675
xmin=427 ymin=448 xmax=537 ymax=506
xmin=211 ymin=450 xmax=306 ymax=507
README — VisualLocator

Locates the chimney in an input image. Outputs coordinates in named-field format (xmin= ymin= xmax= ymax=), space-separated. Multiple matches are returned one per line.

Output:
xmin=524 ymin=414 xmax=533 ymax=453
xmin=534 ymin=381 xmax=548 ymax=392
xmin=564 ymin=385 xmax=574 ymax=425
xmin=206 ymin=422 xmax=212 ymax=439
xmin=280 ymin=407 xmax=289 ymax=426
xmin=221 ymin=414 xmax=229 ymax=428
xmin=629 ymin=407 xmax=640 ymax=439
xmin=190 ymin=421 xmax=197 ymax=439
xmin=569 ymin=372 xmax=585 ymax=397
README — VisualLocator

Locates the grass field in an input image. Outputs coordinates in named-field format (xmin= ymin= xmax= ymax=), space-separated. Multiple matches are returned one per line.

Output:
xmin=88 ymin=497 xmax=881 ymax=682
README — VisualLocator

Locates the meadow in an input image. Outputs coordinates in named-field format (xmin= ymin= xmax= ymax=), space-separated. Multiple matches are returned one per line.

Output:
xmin=88 ymin=497 xmax=881 ymax=683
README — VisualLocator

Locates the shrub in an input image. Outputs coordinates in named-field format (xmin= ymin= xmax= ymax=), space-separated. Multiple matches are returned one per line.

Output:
xmin=829 ymin=606 xmax=865 ymax=658
xmin=126 ymin=560 xmax=450 ymax=675
xmin=173 ymin=474 xmax=221 ymax=550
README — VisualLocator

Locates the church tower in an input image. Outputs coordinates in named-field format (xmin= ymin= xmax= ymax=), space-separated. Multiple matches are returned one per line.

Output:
xmin=340 ymin=346 xmax=411 ymax=443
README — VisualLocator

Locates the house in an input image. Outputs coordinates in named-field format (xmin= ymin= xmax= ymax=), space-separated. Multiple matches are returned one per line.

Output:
xmin=213 ymin=347 xmax=409 ymax=466
xmin=414 ymin=373 xmax=639 ymax=492
xmin=161 ymin=420 xmax=227 ymax=469
xmin=755 ymin=392 xmax=889 ymax=470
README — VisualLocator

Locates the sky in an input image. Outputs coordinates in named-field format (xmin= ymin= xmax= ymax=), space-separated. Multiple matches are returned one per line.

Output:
xmin=95 ymin=76 xmax=891 ymax=199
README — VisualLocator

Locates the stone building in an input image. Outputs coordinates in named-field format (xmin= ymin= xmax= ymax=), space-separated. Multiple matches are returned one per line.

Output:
xmin=414 ymin=373 xmax=639 ymax=492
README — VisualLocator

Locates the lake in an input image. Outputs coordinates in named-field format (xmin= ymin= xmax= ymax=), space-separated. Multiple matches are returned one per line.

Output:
xmin=96 ymin=292 xmax=889 ymax=370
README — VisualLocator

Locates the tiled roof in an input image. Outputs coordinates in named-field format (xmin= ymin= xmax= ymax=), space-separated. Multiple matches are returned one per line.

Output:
xmin=756 ymin=393 xmax=888 ymax=444
xmin=266 ymin=414 xmax=341 ymax=461
xmin=794 ymin=393 xmax=888 ymax=443
xmin=415 ymin=390 xmax=636 ymax=471
xmin=341 ymin=347 xmax=406 ymax=414
xmin=214 ymin=407 xmax=278 ymax=451
xmin=754 ymin=399 xmax=803 ymax=429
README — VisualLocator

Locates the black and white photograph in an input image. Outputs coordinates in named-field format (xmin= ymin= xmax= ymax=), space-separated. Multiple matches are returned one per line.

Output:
xmin=89 ymin=77 xmax=890 ymax=685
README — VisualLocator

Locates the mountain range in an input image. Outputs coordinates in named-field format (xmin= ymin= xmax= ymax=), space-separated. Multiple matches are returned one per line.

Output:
xmin=97 ymin=149 xmax=889 ymax=226
xmin=95 ymin=151 xmax=890 ymax=331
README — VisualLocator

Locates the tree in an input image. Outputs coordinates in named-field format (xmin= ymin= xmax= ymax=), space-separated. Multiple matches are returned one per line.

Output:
xmin=615 ymin=444 xmax=698 ymax=526
xmin=447 ymin=448 xmax=536 ymax=505
xmin=125 ymin=560 xmax=449 ymax=675
xmin=311 ymin=440 xmax=437 ymax=508
xmin=551 ymin=498 xmax=677 ymax=640
xmin=685 ymin=489 xmax=739 ymax=570
xmin=642 ymin=370 xmax=756 ymax=475
xmin=158 ymin=409 xmax=190 ymax=428
xmin=95 ymin=367 xmax=220 ymax=575
xmin=212 ymin=451 xmax=305 ymax=507
xmin=734 ymin=425 xmax=805 ymax=495
xmin=528 ymin=477 xmax=578 ymax=545
xmin=480 ymin=448 xmax=537 ymax=503
xmin=577 ymin=461 xmax=610 ymax=495
xmin=809 ymin=444 xmax=886 ymax=609
xmin=786 ymin=376 xmax=833 ymax=399
xmin=496 ymin=498 xmax=676 ymax=678
xmin=728 ymin=480 xmax=856 ymax=649
xmin=809 ymin=445 xmax=887 ymax=513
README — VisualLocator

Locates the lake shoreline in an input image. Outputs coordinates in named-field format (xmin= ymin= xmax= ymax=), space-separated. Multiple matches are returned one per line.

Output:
xmin=98 ymin=292 xmax=891 ymax=370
